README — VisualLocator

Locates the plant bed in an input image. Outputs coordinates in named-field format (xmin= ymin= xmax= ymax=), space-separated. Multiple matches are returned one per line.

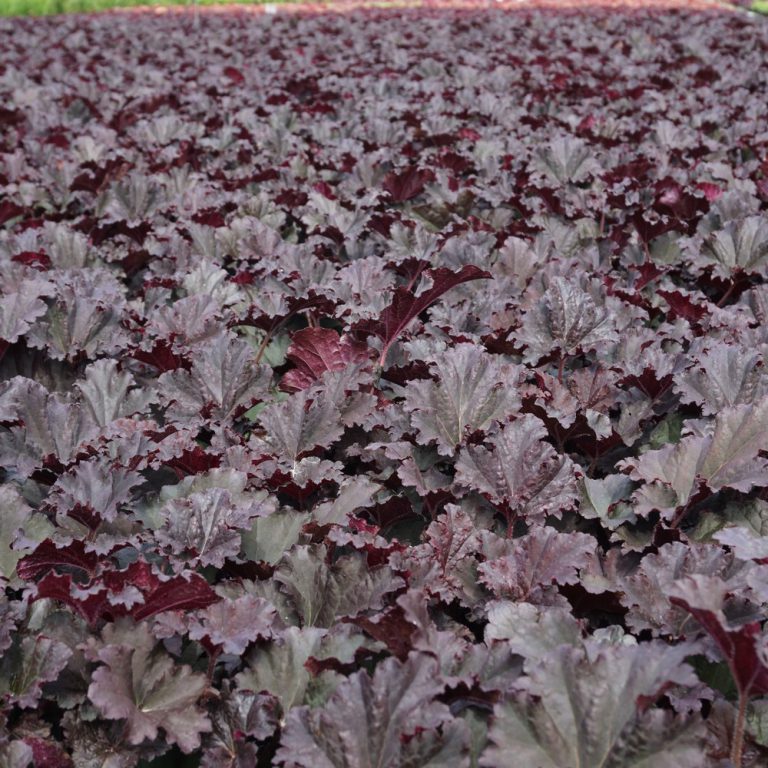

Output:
xmin=1 ymin=4 xmax=768 ymax=766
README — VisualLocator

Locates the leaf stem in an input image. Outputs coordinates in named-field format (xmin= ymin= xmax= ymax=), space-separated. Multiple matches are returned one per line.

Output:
xmin=253 ymin=329 xmax=274 ymax=365
xmin=404 ymin=263 xmax=425 ymax=293
xmin=206 ymin=647 xmax=221 ymax=688
xmin=716 ymin=280 xmax=737 ymax=308
xmin=669 ymin=503 xmax=690 ymax=530
xmin=557 ymin=350 xmax=566 ymax=384
xmin=731 ymin=691 xmax=748 ymax=768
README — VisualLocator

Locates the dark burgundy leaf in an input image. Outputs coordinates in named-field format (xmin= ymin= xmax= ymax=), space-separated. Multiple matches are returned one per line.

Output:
xmin=17 ymin=540 xmax=99 ymax=581
xmin=34 ymin=572 xmax=108 ymax=625
xmin=670 ymin=577 xmax=768 ymax=698
xmin=382 ymin=166 xmax=435 ymax=202
xmin=281 ymin=327 xmax=370 ymax=392
xmin=353 ymin=265 xmax=489 ymax=367
xmin=131 ymin=573 xmax=219 ymax=620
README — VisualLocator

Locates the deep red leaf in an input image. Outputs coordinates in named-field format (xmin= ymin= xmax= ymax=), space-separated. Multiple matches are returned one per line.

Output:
xmin=658 ymin=290 xmax=710 ymax=323
xmin=17 ymin=540 xmax=100 ymax=581
xmin=11 ymin=250 xmax=51 ymax=270
xmin=669 ymin=597 xmax=768 ymax=698
xmin=281 ymin=327 xmax=370 ymax=391
xmin=131 ymin=573 xmax=218 ymax=620
xmin=34 ymin=572 xmax=108 ymax=625
xmin=0 ymin=200 xmax=24 ymax=226
xmin=353 ymin=265 xmax=490 ymax=367
xmin=223 ymin=66 xmax=246 ymax=85
xmin=381 ymin=166 xmax=435 ymax=202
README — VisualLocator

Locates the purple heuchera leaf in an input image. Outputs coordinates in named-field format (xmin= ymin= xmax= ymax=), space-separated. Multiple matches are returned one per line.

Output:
xmin=478 ymin=526 xmax=595 ymax=603
xmin=201 ymin=685 xmax=279 ymax=768
xmin=0 ymin=636 xmax=72 ymax=709
xmin=25 ymin=557 xmax=219 ymax=624
xmin=532 ymin=136 xmax=600 ymax=184
xmin=392 ymin=504 xmax=482 ymax=605
xmin=669 ymin=575 xmax=768 ymax=699
xmin=403 ymin=344 xmax=521 ymax=456
xmin=714 ymin=526 xmax=768 ymax=562
xmin=674 ymin=342 xmax=768 ymax=416
xmin=276 ymin=653 xmax=468 ymax=768
xmin=0 ymin=386 xmax=98 ymax=471
xmin=0 ymin=484 xmax=53 ymax=585
xmin=24 ymin=272 xmax=127 ymax=361
xmin=252 ymin=389 xmax=345 ymax=466
xmin=455 ymin=415 xmax=581 ymax=521
xmin=482 ymin=642 xmax=704 ymax=768
xmin=157 ymin=488 xmax=267 ymax=568
xmin=485 ymin=601 xmax=582 ymax=661
xmin=188 ymin=594 xmax=276 ymax=655
xmin=236 ymin=625 xmax=368 ymax=714
xmin=75 ymin=359 xmax=155 ymax=427
xmin=49 ymin=459 xmax=142 ymax=523
xmin=17 ymin=539 xmax=99 ymax=582
xmin=129 ymin=570 xmax=219 ymax=621
xmin=381 ymin=166 xmax=435 ymax=203
xmin=619 ymin=542 xmax=740 ymax=637
xmin=701 ymin=216 xmax=768 ymax=277
xmin=516 ymin=277 xmax=617 ymax=364
xmin=0 ymin=289 xmax=50 ymax=346
xmin=272 ymin=544 xmax=404 ymax=627
xmin=623 ymin=397 xmax=768 ymax=517
xmin=531 ymin=366 xmax=616 ymax=437
xmin=158 ymin=333 xmax=272 ymax=423
xmin=87 ymin=621 xmax=211 ymax=752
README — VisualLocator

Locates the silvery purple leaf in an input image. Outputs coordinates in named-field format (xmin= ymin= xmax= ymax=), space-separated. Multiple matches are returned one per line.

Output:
xmin=87 ymin=622 xmax=211 ymax=752
xmin=157 ymin=488 xmax=269 ymax=568
xmin=276 ymin=654 xmax=468 ymax=768
xmin=478 ymin=527 xmax=595 ymax=604
xmin=455 ymin=416 xmax=580 ymax=521
xmin=482 ymin=642 xmax=704 ymax=768
xmin=76 ymin=359 xmax=155 ymax=427
xmin=516 ymin=277 xmax=617 ymax=364
xmin=158 ymin=333 xmax=272 ymax=423
xmin=403 ymin=344 xmax=521 ymax=456
xmin=252 ymin=389 xmax=344 ymax=466
xmin=188 ymin=594 xmax=276 ymax=655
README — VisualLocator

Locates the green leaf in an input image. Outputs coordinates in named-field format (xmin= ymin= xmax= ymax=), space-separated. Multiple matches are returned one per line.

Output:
xmin=0 ymin=484 xmax=54 ymax=586
xmin=241 ymin=509 xmax=310 ymax=565
xmin=0 ymin=635 xmax=72 ymax=709
xmin=236 ymin=626 xmax=365 ymax=714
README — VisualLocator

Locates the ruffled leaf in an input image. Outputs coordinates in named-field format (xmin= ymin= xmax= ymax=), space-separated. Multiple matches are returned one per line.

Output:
xmin=403 ymin=344 xmax=521 ymax=456
xmin=455 ymin=416 xmax=580 ymax=521
xmin=482 ymin=642 xmax=703 ymax=768
xmin=87 ymin=622 xmax=211 ymax=752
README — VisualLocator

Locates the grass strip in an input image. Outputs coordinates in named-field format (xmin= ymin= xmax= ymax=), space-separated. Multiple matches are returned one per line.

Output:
xmin=0 ymin=0 xmax=287 ymax=17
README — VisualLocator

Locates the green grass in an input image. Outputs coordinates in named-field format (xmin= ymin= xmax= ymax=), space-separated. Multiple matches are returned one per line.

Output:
xmin=0 ymin=0 xmax=287 ymax=17
xmin=4 ymin=0 xmax=765 ymax=16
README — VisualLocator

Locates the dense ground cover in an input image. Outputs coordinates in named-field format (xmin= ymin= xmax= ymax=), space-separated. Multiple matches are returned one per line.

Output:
xmin=1 ymin=4 xmax=768 ymax=766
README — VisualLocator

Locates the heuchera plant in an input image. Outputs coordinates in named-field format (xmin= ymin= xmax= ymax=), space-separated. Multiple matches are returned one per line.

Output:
xmin=1 ymin=2 xmax=768 ymax=766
